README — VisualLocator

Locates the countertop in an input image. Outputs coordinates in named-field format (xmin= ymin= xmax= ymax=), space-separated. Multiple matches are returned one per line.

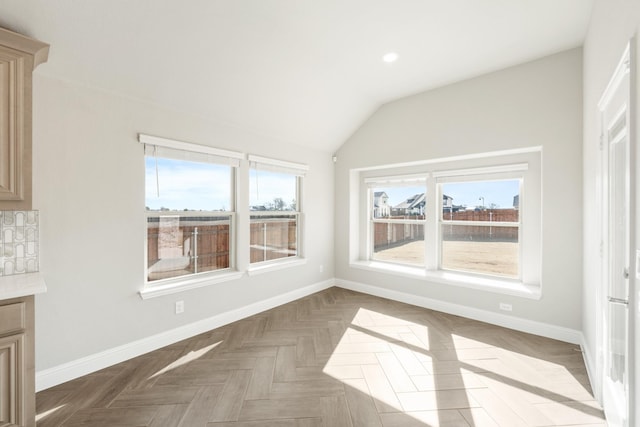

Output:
xmin=0 ymin=272 xmax=47 ymax=300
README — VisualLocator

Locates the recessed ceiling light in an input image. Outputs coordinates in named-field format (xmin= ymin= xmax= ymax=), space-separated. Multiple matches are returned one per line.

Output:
xmin=382 ymin=52 xmax=399 ymax=63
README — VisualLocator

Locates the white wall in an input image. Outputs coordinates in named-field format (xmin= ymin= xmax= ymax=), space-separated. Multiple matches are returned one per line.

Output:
xmin=30 ymin=75 xmax=335 ymax=377
xmin=335 ymin=49 xmax=583 ymax=329
xmin=583 ymin=0 xmax=640 ymax=423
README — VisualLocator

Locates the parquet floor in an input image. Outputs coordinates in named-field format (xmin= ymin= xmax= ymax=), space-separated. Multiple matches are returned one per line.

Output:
xmin=36 ymin=287 xmax=607 ymax=426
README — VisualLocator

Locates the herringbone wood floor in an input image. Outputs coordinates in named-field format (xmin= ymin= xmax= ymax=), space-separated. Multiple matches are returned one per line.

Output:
xmin=36 ymin=287 xmax=607 ymax=426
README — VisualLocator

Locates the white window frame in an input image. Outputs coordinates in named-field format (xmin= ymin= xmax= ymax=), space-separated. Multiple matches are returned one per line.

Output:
xmin=139 ymin=134 xmax=244 ymax=299
xmin=350 ymin=148 xmax=542 ymax=299
xmin=365 ymin=175 xmax=428 ymax=267
xmin=247 ymin=154 xmax=308 ymax=274
xmin=436 ymin=169 xmax=525 ymax=280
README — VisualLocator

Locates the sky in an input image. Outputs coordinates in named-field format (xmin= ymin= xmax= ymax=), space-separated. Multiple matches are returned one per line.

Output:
xmin=146 ymin=157 xmax=518 ymax=212
xmin=249 ymin=169 xmax=297 ymax=209
xmin=145 ymin=158 xmax=297 ymax=211
xmin=442 ymin=180 xmax=520 ymax=209
xmin=145 ymin=158 xmax=231 ymax=211
xmin=376 ymin=179 xmax=520 ymax=210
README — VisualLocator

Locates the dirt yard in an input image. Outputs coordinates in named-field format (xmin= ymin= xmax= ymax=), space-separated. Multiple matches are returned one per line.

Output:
xmin=374 ymin=240 xmax=519 ymax=278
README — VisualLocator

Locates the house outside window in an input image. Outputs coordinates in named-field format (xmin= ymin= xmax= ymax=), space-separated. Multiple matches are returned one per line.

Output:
xmin=372 ymin=191 xmax=391 ymax=218
xmin=367 ymin=176 xmax=427 ymax=266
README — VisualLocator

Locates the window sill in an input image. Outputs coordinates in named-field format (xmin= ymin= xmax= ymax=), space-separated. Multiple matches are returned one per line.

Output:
xmin=139 ymin=270 xmax=245 ymax=299
xmin=247 ymin=258 xmax=307 ymax=276
xmin=350 ymin=260 xmax=541 ymax=300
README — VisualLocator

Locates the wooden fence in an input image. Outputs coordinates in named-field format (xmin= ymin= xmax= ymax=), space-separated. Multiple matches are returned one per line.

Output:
xmin=147 ymin=218 xmax=230 ymax=281
xmin=147 ymin=216 xmax=297 ymax=280
xmin=442 ymin=209 xmax=519 ymax=222
xmin=373 ymin=221 xmax=425 ymax=251
xmin=374 ymin=209 xmax=519 ymax=249
xmin=249 ymin=217 xmax=297 ymax=263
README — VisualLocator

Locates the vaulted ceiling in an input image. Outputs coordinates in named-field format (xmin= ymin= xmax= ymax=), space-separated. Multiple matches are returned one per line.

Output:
xmin=0 ymin=1 xmax=593 ymax=152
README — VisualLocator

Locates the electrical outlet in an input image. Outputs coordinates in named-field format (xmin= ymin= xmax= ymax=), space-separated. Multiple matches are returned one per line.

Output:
xmin=175 ymin=300 xmax=185 ymax=314
xmin=499 ymin=302 xmax=512 ymax=312
xmin=319 ymin=264 xmax=324 ymax=273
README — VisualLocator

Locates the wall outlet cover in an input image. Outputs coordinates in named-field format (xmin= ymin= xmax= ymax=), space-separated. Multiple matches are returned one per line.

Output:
xmin=499 ymin=302 xmax=513 ymax=312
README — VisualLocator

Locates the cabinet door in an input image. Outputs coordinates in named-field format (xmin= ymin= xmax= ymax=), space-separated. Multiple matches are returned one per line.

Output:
xmin=0 ymin=333 xmax=24 ymax=425
xmin=0 ymin=45 xmax=28 ymax=204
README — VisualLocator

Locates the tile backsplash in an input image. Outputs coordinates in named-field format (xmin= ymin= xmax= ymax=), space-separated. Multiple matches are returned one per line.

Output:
xmin=0 ymin=210 xmax=39 ymax=276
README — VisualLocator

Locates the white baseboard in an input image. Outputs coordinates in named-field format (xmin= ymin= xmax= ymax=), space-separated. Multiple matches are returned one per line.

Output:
xmin=36 ymin=279 xmax=334 ymax=391
xmin=579 ymin=333 xmax=602 ymax=403
xmin=335 ymin=278 xmax=583 ymax=345
xmin=37 ymin=277 xmax=585 ymax=391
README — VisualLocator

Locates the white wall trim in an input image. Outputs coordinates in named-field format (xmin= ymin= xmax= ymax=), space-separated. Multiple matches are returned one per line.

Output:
xmin=36 ymin=279 xmax=334 ymax=391
xmin=580 ymin=332 xmax=602 ymax=403
xmin=335 ymin=278 xmax=582 ymax=345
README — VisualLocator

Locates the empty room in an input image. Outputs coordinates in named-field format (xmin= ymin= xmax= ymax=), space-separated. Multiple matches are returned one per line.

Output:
xmin=0 ymin=1 xmax=638 ymax=426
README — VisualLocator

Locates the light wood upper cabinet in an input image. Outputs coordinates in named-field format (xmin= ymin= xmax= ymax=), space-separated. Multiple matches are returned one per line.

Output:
xmin=0 ymin=28 xmax=48 ymax=209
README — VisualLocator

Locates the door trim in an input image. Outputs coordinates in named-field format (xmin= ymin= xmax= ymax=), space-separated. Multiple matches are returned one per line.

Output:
xmin=597 ymin=39 xmax=636 ymax=427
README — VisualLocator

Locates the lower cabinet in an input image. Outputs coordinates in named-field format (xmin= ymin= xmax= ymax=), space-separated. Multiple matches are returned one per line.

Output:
xmin=0 ymin=297 xmax=34 ymax=427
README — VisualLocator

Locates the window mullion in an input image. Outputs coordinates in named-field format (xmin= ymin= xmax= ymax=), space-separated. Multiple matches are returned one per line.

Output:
xmin=425 ymin=176 xmax=438 ymax=270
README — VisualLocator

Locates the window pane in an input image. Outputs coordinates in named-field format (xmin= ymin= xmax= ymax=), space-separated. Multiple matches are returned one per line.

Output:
xmin=441 ymin=224 xmax=519 ymax=278
xmin=250 ymin=169 xmax=297 ymax=211
xmin=147 ymin=215 xmax=230 ymax=282
xmin=372 ymin=222 xmax=425 ymax=266
xmin=371 ymin=186 xmax=425 ymax=219
xmin=145 ymin=157 xmax=231 ymax=211
xmin=441 ymin=179 xmax=520 ymax=220
xmin=250 ymin=215 xmax=297 ymax=263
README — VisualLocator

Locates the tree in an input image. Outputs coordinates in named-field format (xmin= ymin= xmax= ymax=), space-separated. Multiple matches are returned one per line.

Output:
xmin=273 ymin=197 xmax=285 ymax=211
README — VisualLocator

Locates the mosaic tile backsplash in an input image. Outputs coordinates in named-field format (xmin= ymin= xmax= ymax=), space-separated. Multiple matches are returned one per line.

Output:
xmin=0 ymin=210 xmax=39 ymax=276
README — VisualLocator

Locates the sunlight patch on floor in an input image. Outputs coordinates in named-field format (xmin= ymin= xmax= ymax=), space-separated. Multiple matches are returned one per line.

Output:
xmin=320 ymin=306 xmax=604 ymax=426
xmin=36 ymin=404 xmax=67 ymax=422
xmin=148 ymin=341 xmax=222 ymax=379
xmin=322 ymin=307 xmax=466 ymax=425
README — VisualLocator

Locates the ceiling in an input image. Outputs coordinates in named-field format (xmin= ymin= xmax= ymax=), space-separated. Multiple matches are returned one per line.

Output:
xmin=0 ymin=1 xmax=594 ymax=152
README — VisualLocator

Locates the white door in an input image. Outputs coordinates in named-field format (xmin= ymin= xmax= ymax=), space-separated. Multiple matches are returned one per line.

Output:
xmin=599 ymin=44 xmax=632 ymax=427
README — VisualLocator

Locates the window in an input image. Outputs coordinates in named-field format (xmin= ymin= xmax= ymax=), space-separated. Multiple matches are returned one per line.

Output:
xmin=248 ymin=155 xmax=307 ymax=265
xmin=141 ymin=134 xmax=242 ymax=284
xmin=439 ymin=178 xmax=521 ymax=279
xmin=367 ymin=176 xmax=427 ymax=266
xmin=353 ymin=150 xmax=541 ymax=297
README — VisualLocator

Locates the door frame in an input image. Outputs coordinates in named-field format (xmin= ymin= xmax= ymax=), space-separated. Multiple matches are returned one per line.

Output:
xmin=597 ymin=39 xmax=637 ymax=427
